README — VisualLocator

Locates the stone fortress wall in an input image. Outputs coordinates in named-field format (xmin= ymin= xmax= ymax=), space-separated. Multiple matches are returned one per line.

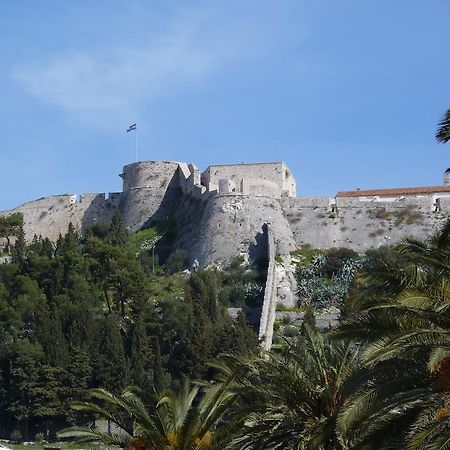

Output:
xmin=282 ymin=194 xmax=450 ymax=252
xmin=2 ymin=160 xmax=450 ymax=264
xmin=0 ymin=193 xmax=121 ymax=241
xmin=258 ymin=226 xmax=277 ymax=351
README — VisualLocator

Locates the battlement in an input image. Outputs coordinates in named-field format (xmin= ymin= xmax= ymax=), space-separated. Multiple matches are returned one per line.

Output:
xmin=201 ymin=162 xmax=296 ymax=198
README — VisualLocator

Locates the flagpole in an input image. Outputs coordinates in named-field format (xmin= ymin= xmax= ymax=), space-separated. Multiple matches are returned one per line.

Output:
xmin=135 ymin=126 xmax=138 ymax=162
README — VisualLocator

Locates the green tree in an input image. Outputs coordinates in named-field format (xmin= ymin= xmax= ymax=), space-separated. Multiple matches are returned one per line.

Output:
xmin=214 ymin=325 xmax=359 ymax=450
xmin=152 ymin=336 xmax=166 ymax=393
xmin=0 ymin=213 xmax=23 ymax=254
xmin=335 ymin=220 xmax=450 ymax=448
xmin=59 ymin=379 xmax=236 ymax=450
xmin=436 ymin=108 xmax=450 ymax=143
xmin=11 ymin=226 xmax=26 ymax=267
xmin=189 ymin=270 xmax=221 ymax=323
xmin=94 ymin=315 xmax=128 ymax=393
xmin=6 ymin=339 xmax=43 ymax=439
xmin=108 ymin=212 xmax=128 ymax=247
xmin=216 ymin=313 xmax=258 ymax=357
xmin=31 ymin=365 xmax=67 ymax=439
xmin=129 ymin=318 xmax=155 ymax=392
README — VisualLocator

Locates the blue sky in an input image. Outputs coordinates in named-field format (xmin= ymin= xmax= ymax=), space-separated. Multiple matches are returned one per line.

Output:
xmin=1 ymin=0 xmax=449 ymax=210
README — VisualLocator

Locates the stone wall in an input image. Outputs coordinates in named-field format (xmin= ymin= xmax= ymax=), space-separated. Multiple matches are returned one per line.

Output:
xmin=276 ymin=307 xmax=340 ymax=331
xmin=119 ymin=161 xmax=184 ymax=231
xmin=3 ymin=159 xmax=450 ymax=261
xmin=202 ymin=162 xmax=296 ymax=197
xmin=181 ymin=194 xmax=297 ymax=266
xmin=259 ymin=226 xmax=277 ymax=350
xmin=282 ymin=196 xmax=449 ymax=252
xmin=0 ymin=193 xmax=121 ymax=241
xmin=241 ymin=178 xmax=281 ymax=198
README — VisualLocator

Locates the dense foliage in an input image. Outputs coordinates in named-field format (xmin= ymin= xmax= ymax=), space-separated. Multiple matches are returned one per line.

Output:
xmin=60 ymin=220 xmax=450 ymax=450
xmin=0 ymin=214 xmax=258 ymax=440
xmin=5 ymin=207 xmax=450 ymax=449
xmin=295 ymin=248 xmax=361 ymax=308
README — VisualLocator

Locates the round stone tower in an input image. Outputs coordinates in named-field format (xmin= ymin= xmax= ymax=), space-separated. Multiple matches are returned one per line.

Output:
xmin=119 ymin=161 xmax=182 ymax=231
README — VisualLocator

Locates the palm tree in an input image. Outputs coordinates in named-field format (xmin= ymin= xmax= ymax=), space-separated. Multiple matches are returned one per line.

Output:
xmin=212 ymin=325 xmax=360 ymax=449
xmin=436 ymin=109 xmax=450 ymax=143
xmin=334 ymin=220 xmax=450 ymax=448
xmin=59 ymin=379 xmax=236 ymax=450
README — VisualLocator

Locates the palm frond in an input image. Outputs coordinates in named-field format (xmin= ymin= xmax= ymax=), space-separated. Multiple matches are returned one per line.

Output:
xmin=436 ymin=108 xmax=450 ymax=143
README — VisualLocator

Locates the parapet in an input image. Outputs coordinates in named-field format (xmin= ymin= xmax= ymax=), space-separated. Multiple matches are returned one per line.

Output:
xmin=201 ymin=162 xmax=296 ymax=198
xmin=120 ymin=161 xmax=183 ymax=191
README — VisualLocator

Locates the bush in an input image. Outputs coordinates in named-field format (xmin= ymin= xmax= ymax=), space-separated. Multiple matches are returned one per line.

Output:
xmin=35 ymin=432 xmax=45 ymax=442
xmin=165 ymin=249 xmax=189 ymax=273
xmin=323 ymin=247 xmax=359 ymax=277
xmin=11 ymin=429 xmax=22 ymax=443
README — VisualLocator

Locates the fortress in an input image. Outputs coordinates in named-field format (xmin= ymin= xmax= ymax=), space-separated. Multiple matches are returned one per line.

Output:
xmin=3 ymin=160 xmax=450 ymax=348
xmin=2 ymin=160 xmax=449 ymax=265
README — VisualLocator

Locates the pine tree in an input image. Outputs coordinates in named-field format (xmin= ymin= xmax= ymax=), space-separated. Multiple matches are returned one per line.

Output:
xmin=31 ymin=365 xmax=67 ymax=439
xmin=6 ymin=339 xmax=42 ymax=440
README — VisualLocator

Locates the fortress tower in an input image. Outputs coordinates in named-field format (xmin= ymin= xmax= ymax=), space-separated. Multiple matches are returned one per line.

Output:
xmin=119 ymin=161 xmax=184 ymax=231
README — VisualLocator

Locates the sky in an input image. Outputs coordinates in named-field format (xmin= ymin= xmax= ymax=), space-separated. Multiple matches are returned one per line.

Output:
xmin=1 ymin=0 xmax=449 ymax=211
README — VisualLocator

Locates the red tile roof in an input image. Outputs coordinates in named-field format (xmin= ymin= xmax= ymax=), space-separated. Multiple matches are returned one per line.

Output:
xmin=336 ymin=186 xmax=450 ymax=198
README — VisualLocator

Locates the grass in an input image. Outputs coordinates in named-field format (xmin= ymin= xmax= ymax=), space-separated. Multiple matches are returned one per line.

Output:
xmin=276 ymin=304 xmax=308 ymax=312
xmin=290 ymin=248 xmax=321 ymax=265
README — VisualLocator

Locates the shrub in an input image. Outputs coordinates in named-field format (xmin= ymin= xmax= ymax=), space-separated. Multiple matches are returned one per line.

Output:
xmin=375 ymin=208 xmax=390 ymax=219
xmin=35 ymin=432 xmax=45 ymax=442
xmin=165 ymin=249 xmax=189 ymax=273
xmin=11 ymin=429 xmax=22 ymax=443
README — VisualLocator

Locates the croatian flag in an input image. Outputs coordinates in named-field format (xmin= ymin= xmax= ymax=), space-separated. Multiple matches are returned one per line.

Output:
xmin=127 ymin=123 xmax=137 ymax=132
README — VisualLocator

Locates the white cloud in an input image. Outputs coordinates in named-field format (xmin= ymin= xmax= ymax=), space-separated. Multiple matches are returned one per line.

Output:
xmin=12 ymin=2 xmax=306 ymax=127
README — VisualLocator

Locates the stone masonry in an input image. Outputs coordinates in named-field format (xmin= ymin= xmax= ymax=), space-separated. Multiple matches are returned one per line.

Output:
xmin=2 ymin=160 xmax=450 ymax=264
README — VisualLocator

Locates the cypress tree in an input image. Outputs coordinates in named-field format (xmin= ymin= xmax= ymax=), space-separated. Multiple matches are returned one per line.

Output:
xmin=11 ymin=227 xmax=26 ymax=267
xmin=108 ymin=213 xmax=127 ymax=247
xmin=129 ymin=318 xmax=154 ymax=391
xmin=95 ymin=315 xmax=128 ymax=393
xmin=152 ymin=336 xmax=166 ymax=393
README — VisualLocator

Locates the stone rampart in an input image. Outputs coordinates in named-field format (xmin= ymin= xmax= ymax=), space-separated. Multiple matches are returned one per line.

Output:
xmin=1 ymin=193 xmax=121 ymax=241
xmin=181 ymin=194 xmax=296 ymax=266
xmin=259 ymin=226 xmax=277 ymax=350
xmin=282 ymin=196 xmax=448 ymax=252
xmin=3 ymin=159 xmax=450 ymax=262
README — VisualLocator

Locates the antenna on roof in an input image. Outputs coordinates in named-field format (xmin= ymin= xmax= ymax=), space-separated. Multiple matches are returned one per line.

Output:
xmin=444 ymin=168 xmax=450 ymax=186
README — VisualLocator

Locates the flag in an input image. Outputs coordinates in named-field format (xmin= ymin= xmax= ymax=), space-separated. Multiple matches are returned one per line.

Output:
xmin=127 ymin=123 xmax=137 ymax=132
